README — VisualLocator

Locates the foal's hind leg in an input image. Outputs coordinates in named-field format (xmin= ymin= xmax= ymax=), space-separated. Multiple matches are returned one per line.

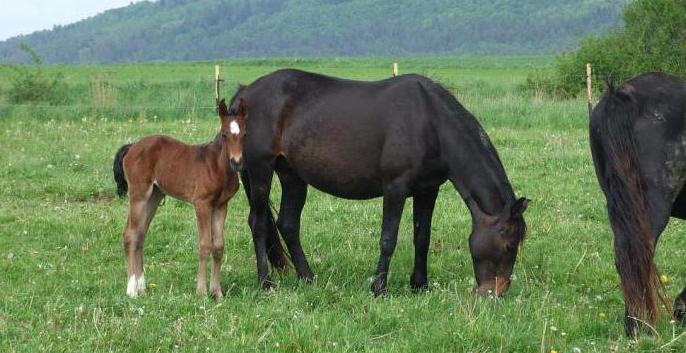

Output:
xmin=410 ymin=187 xmax=439 ymax=291
xmin=209 ymin=203 xmax=227 ymax=299
xmin=123 ymin=184 xmax=164 ymax=297
xmin=193 ymin=202 xmax=213 ymax=296
xmin=276 ymin=167 xmax=314 ymax=281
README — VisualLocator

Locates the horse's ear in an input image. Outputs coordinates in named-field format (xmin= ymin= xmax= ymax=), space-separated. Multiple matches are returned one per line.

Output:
xmin=217 ymin=98 xmax=229 ymax=117
xmin=511 ymin=197 xmax=529 ymax=217
xmin=237 ymin=97 xmax=248 ymax=117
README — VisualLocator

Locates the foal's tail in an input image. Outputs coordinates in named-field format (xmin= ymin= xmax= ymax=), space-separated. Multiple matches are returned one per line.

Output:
xmin=113 ymin=144 xmax=132 ymax=198
xmin=240 ymin=170 xmax=291 ymax=272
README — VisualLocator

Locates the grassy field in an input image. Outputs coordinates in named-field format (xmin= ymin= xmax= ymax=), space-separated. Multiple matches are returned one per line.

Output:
xmin=1 ymin=56 xmax=686 ymax=352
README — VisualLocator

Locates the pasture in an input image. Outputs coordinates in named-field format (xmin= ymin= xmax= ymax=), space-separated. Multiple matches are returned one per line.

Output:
xmin=1 ymin=56 xmax=686 ymax=352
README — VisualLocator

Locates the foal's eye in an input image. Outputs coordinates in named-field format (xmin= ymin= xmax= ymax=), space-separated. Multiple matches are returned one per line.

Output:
xmin=221 ymin=133 xmax=228 ymax=139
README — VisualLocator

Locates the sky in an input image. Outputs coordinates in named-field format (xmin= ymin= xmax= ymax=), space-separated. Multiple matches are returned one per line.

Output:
xmin=0 ymin=0 xmax=143 ymax=41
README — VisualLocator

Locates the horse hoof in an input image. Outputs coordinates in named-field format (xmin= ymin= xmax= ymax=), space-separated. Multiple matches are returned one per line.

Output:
xmin=298 ymin=270 xmax=315 ymax=283
xmin=409 ymin=272 xmax=428 ymax=291
xmin=371 ymin=278 xmax=387 ymax=297
xmin=675 ymin=299 xmax=686 ymax=324
xmin=260 ymin=278 xmax=275 ymax=291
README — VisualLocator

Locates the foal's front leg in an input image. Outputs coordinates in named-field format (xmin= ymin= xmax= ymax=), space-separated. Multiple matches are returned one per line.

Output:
xmin=209 ymin=203 xmax=228 ymax=299
xmin=371 ymin=182 xmax=408 ymax=296
xmin=194 ymin=202 xmax=213 ymax=296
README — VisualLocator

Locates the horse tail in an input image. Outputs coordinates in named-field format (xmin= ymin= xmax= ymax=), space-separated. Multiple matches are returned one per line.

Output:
xmin=113 ymin=144 xmax=132 ymax=198
xmin=592 ymin=82 xmax=664 ymax=332
xmin=239 ymin=170 xmax=291 ymax=272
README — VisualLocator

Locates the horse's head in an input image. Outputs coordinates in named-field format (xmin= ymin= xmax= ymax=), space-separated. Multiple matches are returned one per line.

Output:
xmin=469 ymin=197 xmax=528 ymax=297
xmin=217 ymin=97 xmax=248 ymax=172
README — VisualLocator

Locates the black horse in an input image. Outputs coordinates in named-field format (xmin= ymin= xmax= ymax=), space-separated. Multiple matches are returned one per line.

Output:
xmin=590 ymin=72 xmax=686 ymax=335
xmin=235 ymin=69 xmax=528 ymax=296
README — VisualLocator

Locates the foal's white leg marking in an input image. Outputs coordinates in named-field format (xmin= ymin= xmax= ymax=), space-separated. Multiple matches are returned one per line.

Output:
xmin=136 ymin=274 xmax=146 ymax=293
xmin=229 ymin=120 xmax=240 ymax=135
xmin=127 ymin=275 xmax=138 ymax=297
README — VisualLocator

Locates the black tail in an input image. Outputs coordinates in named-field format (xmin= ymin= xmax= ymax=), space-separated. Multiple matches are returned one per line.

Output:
xmin=591 ymin=85 xmax=666 ymax=334
xmin=240 ymin=170 xmax=291 ymax=272
xmin=113 ymin=144 xmax=132 ymax=198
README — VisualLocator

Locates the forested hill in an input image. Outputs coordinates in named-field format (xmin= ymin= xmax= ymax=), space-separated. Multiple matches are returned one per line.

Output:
xmin=0 ymin=0 xmax=629 ymax=64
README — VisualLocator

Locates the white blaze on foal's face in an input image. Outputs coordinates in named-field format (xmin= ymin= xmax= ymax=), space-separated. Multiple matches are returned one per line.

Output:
xmin=230 ymin=120 xmax=240 ymax=135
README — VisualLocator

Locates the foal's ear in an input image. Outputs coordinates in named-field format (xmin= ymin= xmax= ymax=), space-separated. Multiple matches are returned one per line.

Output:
xmin=511 ymin=197 xmax=529 ymax=217
xmin=237 ymin=97 xmax=248 ymax=118
xmin=217 ymin=98 xmax=229 ymax=118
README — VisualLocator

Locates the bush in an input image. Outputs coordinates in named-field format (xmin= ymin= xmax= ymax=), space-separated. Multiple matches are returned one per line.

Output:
xmin=530 ymin=0 xmax=686 ymax=98
xmin=8 ymin=43 xmax=69 ymax=104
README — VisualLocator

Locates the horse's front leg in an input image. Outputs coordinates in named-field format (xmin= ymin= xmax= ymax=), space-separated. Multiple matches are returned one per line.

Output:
xmin=371 ymin=181 xmax=408 ymax=296
xmin=194 ymin=202 xmax=213 ymax=296
xmin=209 ymin=203 xmax=227 ymax=299
xmin=410 ymin=187 xmax=439 ymax=291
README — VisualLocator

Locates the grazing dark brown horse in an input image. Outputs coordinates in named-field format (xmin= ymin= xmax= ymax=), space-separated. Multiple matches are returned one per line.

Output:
xmin=590 ymin=72 xmax=686 ymax=335
xmin=236 ymin=69 xmax=528 ymax=296
xmin=112 ymin=97 xmax=288 ymax=298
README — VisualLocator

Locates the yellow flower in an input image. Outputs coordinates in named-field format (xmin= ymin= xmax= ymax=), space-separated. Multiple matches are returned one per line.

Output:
xmin=598 ymin=312 xmax=607 ymax=319
xmin=550 ymin=350 xmax=558 ymax=353
xmin=148 ymin=282 xmax=157 ymax=289
xmin=660 ymin=274 xmax=669 ymax=284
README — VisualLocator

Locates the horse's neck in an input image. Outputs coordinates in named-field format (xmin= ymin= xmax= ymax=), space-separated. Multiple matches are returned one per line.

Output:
xmin=438 ymin=120 xmax=515 ymax=216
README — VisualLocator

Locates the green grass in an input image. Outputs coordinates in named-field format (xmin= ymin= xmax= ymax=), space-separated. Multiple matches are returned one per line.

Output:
xmin=1 ymin=56 xmax=686 ymax=352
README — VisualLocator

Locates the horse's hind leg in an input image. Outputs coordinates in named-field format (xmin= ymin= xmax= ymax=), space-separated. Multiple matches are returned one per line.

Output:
xmin=193 ymin=202 xmax=213 ymax=296
xmin=371 ymin=180 xmax=409 ymax=296
xmin=410 ymin=187 xmax=439 ymax=291
xmin=276 ymin=167 xmax=314 ymax=281
xmin=123 ymin=184 xmax=164 ymax=297
xmin=676 ymin=287 xmax=686 ymax=323
xmin=246 ymin=165 xmax=276 ymax=289
xmin=209 ymin=203 xmax=227 ymax=299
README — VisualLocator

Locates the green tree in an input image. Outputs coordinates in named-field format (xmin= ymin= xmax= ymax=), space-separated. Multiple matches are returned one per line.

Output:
xmin=537 ymin=0 xmax=686 ymax=97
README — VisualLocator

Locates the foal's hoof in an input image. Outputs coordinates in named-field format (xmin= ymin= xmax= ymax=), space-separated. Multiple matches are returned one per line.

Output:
xmin=210 ymin=288 xmax=224 ymax=300
xmin=409 ymin=272 xmax=428 ymax=291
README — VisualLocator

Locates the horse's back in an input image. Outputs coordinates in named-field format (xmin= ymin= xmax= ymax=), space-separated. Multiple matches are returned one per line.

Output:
xmin=243 ymin=70 xmax=448 ymax=198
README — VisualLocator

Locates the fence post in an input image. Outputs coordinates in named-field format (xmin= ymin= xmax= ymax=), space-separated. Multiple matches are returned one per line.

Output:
xmin=215 ymin=65 xmax=221 ymax=103
xmin=392 ymin=61 xmax=398 ymax=77
xmin=586 ymin=63 xmax=593 ymax=117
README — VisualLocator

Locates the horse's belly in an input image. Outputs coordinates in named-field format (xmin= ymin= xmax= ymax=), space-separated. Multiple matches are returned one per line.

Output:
xmin=288 ymin=156 xmax=383 ymax=200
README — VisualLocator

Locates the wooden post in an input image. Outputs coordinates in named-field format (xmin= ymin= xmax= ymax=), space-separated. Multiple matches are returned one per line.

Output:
xmin=586 ymin=63 xmax=593 ymax=117
xmin=215 ymin=65 xmax=221 ymax=103
xmin=392 ymin=61 xmax=398 ymax=77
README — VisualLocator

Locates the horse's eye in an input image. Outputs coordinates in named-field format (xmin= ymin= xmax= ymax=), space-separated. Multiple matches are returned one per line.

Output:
xmin=221 ymin=133 xmax=228 ymax=139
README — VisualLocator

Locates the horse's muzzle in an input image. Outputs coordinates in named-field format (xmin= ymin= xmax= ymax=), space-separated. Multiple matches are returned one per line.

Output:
xmin=473 ymin=277 xmax=511 ymax=297
xmin=230 ymin=158 xmax=244 ymax=172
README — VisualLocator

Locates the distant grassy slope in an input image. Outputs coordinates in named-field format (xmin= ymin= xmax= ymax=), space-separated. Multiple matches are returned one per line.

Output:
xmin=0 ymin=0 xmax=628 ymax=64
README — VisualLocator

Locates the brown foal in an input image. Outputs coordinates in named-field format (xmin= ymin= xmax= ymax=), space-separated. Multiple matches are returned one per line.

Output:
xmin=112 ymin=98 xmax=247 ymax=298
